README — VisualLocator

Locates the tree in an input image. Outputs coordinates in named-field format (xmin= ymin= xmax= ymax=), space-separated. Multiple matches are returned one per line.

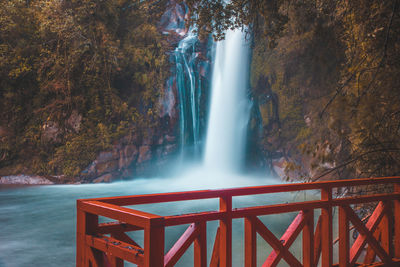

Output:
xmin=185 ymin=0 xmax=400 ymax=179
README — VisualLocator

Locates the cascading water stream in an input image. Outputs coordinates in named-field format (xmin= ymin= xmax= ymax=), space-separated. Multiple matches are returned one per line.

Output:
xmin=175 ymin=30 xmax=202 ymax=156
xmin=204 ymin=29 xmax=251 ymax=173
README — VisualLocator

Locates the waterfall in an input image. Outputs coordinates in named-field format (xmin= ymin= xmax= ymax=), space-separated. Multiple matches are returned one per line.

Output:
xmin=175 ymin=31 xmax=202 ymax=157
xmin=204 ymin=29 xmax=251 ymax=172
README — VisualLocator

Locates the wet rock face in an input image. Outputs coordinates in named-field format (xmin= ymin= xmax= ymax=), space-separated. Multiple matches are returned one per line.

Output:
xmin=159 ymin=1 xmax=188 ymax=38
xmin=137 ymin=145 xmax=152 ymax=164
xmin=82 ymin=149 xmax=126 ymax=182
xmin=119 ymin=145 xmax=138 ymax=170
xmin=83 ymin=132 xmax=179 ymax=183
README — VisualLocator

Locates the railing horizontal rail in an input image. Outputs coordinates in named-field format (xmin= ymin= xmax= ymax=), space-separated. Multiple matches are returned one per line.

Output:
xmin=78 ymin=200 xmax=160 ymax=227
xmin=164 ymin=210 xmax=222 ymax=226
xmin=97 ymin=221 xmax=143 ymax=234
xmin=161 ymin=193 xmax=400 ymax=226
xmin=81 ymin=177 xmax=400 ymax=206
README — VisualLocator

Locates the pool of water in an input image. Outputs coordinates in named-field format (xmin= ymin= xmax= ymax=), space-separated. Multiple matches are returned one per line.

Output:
xmin=0 ymin=170 xmax=319 ymax=267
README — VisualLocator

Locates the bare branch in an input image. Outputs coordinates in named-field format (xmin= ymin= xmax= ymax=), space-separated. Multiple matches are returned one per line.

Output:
xmin=312 ymin=148 xmax=400 ymax=181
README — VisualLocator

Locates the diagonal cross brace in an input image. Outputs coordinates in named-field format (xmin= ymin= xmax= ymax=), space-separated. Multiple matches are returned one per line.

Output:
xmin=343 ymin=202 xmax=392 ymax=265
xmin=251 ymin=215 xmax=303 ymax=267
xmin=164 ymin=223 xmax=200 ymax=267
xmin=264 ymin=211 xmax=308 ymax=267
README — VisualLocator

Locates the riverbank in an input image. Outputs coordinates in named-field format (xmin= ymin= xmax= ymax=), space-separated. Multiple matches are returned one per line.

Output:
xmin=0 ymin=174 xmax=86 ymax=185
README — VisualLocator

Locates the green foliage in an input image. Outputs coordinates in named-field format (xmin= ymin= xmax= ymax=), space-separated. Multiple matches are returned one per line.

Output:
xmin=186 ymin=0 xmax=288 ymax=42
xmin=0 ymin=0 xmax=169 ymax=177
xmin=245 ymin=0 xmax=400 ymax=179
xmin=51 ymin=132 xmax=103 ymax=177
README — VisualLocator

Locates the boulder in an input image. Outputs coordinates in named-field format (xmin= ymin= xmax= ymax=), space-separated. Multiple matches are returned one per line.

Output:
xmin=42 ymin=121 xmax=61 ymax=143
xmin=66 ymin=110 xmax=82 ymax=132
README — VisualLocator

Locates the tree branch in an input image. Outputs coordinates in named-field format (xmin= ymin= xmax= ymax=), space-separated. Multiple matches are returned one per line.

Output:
xmin=312 ymin=148 xmax=400 ymax=181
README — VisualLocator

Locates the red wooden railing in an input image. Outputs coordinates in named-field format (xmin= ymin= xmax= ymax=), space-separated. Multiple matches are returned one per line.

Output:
xmin=76 ymin=176 xmax=400 ymax=267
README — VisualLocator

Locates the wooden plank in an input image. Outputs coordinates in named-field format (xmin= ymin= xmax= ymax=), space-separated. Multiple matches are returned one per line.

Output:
xmin=210 ymin=227 xmax=221 ymax=267
xmin=264 ymin=211 xmax=306 ymax=267
xmin=231 ymin=200 xmax=328 ymax=219
xmin=229 ymin=193 xmax=399 ymax=224
xmin=339 ymin=206 xmax=349 ymax=267
xmin=86 ymin=190 xmax=222 ymax=206
xmin=244 ymin=217 xmax=257 ymax=267
xmin=98 ymin=221 xmax=142 ymax=234
xmin=251 ymin=217 xmax=302 ymax=267
xmin=321 ymin=187 xmax=333 ymax=267
xmin=164 ymin=210 xmax=222 ymax=226
xmin=219 ymin=195 xmax=232 ymax=267
xmin=111 ymin=232 xmax=142 ymax=249
xmin=85 ymin=177 xmax=400 ymax=206
xmin=85 ymin=235 xmax=144 ymax=266
xmin=314 ymin=215 xmax=322 ymax=267
xmin=302 ymin=209 xmax=314 ymax=267
xmin=344 ymin=204 xmax=391 ymax=264
xmin=164 ymin=223 xmax=199 ymax=267
xmin=78 ymin=200 xmax=160 ymax=228
xmin=194 ymin=221 xmax=207 ymax=267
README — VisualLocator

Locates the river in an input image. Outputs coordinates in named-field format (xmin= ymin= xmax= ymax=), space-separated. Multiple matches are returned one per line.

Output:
xmin=0 ymin=169 xmax=320 ymax=266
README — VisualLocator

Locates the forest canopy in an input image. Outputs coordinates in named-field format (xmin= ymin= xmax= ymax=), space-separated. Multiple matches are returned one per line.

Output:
xmin=0 ymin=0 xmax=170 ymax=177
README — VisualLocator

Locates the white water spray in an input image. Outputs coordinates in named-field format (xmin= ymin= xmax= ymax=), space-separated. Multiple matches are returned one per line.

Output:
xmin=204 ymin=29 xmax=251 ymax=172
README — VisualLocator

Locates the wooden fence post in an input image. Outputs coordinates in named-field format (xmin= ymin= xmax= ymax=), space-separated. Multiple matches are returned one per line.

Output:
xmin=339 ymin=206 xmax=349 ymax=267
xmin=76 ymin=206 xmax=85 ymax=267
xmin=321 ymin=187 xmax=333 ymax=267
xmin=77 ymin=201 xmax=99 ymax=267
xmin=194 ymin=221 xmax=207 ymax=267
xmin=380 ymin=201 xmax=393 ymax=258
xmin=303 ymin=209 xmax=314 ymax=267
xmin=144 ymin=218 xmax=165 ymax=267
xmin=219 ymin=195 xmax=232 ymax=267
xmin=394 ymin=183 xmax=400 ymax=258
xmin=244 ymin=217 xmax=256 ymax=267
